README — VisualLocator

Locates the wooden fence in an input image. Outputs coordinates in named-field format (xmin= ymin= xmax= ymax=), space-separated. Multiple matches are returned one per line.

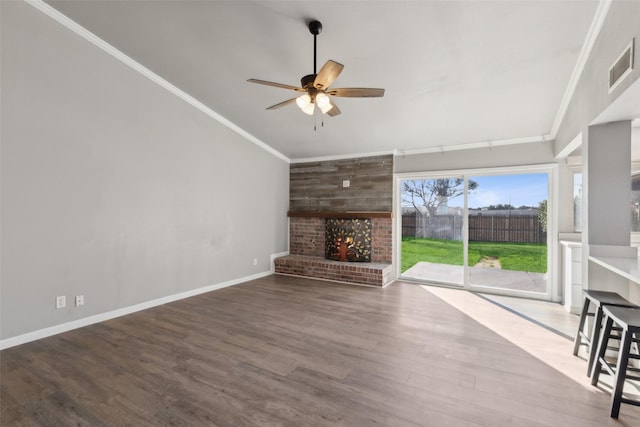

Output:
xmin=402 ymin=214 xmax=546 ymax=243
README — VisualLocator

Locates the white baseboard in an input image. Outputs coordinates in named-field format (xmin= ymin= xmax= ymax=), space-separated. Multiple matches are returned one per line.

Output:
xmin=0 ymin=270 xmax=273 ymax=350
xmin=270 ymin=251 xmax=289 ymax=272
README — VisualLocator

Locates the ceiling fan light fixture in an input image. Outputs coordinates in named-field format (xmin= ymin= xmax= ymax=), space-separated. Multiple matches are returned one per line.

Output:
xmin=316 ymin=93 xmax=330 ymax=108
xmin=316 ymin=93 xmax=333 ymax=114
xmin=301 ymin=103 xmax=315 ymax=115
xmin=296 ymin=94 xmax=315 ymax=115
xmin=301 ymin=100 xmax=316 ymax=115
xmin=296 ymin=93 xmax=311 ymax=109
xmin=319 ymin=103 xmax=333 ymax=114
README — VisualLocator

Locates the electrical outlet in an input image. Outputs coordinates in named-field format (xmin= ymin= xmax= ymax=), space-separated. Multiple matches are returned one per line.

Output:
xmin=342 ymin=179 xmax=350 ymax=188
xmin=56 ymin=296 xmax=66 ymax=309
xmin=75 ymin=295 xmax=85 ymax=307
xmin=253 ymin=258 xmax=258 ymax=266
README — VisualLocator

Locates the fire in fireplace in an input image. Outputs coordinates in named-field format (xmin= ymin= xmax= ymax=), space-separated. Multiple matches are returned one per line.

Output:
xmin=325 ymin=218 xmax=372 ymax=262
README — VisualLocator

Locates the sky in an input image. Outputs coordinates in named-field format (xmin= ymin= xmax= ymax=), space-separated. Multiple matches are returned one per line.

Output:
xmin=404 ymin=173 xmax=549 ymax=209
xmin=467 ymin=173 xmax=548 ymax=208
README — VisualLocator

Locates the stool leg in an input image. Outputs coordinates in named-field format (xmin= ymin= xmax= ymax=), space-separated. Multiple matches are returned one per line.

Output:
xmin=587 ymin=307 xmax=605 ymax=376
xmin=573 ymin=298 xmax=590 ymax=356
xmin=591 ymin=315 xmax=614 ymax=384
xmin=610 ymin=329 xmax=632 ymax=418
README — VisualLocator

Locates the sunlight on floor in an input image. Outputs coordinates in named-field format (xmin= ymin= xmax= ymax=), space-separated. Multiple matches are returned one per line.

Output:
xmin=478 ymin=293 xmax=580 ymax=339
xmin=420 ymin=285 xmax=602 ymax=391
xmin=422 ymin=285 xmax=640 ymax=405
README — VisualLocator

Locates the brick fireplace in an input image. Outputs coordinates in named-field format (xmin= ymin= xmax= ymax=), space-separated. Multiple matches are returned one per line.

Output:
xmin=274 ymin=212 xmax=393 ymax=286
xmin=276 ymin=154 xmax=394 ymax=286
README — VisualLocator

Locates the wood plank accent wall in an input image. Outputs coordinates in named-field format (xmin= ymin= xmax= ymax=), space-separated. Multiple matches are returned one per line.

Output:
xmin=290 ymin=155 xmax=393 ymax=212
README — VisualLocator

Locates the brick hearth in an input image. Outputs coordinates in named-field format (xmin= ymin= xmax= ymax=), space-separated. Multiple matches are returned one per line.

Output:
xmin=274 ymin=213 xmax=393 ymax=287
xmin=274 ymin=255 xmax=393 ymax=287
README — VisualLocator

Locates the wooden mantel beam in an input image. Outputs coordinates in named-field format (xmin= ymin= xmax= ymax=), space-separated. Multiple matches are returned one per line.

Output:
xmin=287 ymin=211 xmax=393 ymax=219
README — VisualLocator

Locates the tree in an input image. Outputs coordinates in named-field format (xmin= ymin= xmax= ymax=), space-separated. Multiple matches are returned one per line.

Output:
xmin=487 ymin=204 xmax=515 ymax=211
xmin=402 ymin=178 xmax=478 ymax=216
xmin=538 ymin=199 xmax=548 ymax=232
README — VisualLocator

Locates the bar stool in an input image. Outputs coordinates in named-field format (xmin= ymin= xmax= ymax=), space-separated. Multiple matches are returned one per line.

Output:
xmin=590 ymin=305 xmax=640 ymax=418
xmin=572 ymin=290 xmax=638 ymax=375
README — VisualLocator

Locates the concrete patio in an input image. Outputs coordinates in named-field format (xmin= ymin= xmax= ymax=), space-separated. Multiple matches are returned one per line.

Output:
xmin=403 ymin=261 xmax=547 ymax=293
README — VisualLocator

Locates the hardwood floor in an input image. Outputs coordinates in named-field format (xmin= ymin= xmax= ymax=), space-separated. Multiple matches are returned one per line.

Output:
xmin=2 ymin=275 xmax=639 ymax=426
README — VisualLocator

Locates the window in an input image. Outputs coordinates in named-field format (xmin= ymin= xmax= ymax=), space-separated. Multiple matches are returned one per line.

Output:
xmin=573 ymin=172 xmax=582 ymax=232
xmin=632 ymin=173 xmax=640 ymax=232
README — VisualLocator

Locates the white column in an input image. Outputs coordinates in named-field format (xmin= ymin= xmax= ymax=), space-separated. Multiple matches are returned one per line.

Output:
xmin=583 ymin=120 xmax=635 ymax=299
xmin=587 ymin=121 xmax=632 ymax=246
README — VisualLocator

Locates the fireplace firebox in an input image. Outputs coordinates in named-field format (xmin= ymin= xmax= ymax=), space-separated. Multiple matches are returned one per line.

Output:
xmin=325 ymin=218 xmax=372 ymax=262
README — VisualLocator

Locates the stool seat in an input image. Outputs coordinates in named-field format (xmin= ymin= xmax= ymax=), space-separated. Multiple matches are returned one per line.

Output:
xmin=572 ymin=290 xmax=638 ymax=376
xmin=590 ymin=306 xmax=640 ymax=418
xmin=583 ymin=290 xmax=639 ymax=308
xmin=604 ymin=305 xmax=640 ymax=328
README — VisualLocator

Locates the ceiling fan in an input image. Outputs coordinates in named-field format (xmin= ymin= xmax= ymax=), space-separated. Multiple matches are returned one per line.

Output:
xmin=248 ymin=20 xmax=384 ymax=117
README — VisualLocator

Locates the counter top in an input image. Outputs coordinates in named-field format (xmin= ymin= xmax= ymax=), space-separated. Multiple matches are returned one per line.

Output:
xmin=588 ymin=256 xmax=640 ymax=284
xmin=560 ymin=240 xmax=582 ymax=247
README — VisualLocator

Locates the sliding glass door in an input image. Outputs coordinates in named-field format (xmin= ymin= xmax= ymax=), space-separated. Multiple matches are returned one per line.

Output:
xmin=398 ymin=166 xmax=553 ymax=299
xmin=400 ymin=176 xmax=465 ymax=286
xmin=466 ymin=173 xmax=548 ymax=296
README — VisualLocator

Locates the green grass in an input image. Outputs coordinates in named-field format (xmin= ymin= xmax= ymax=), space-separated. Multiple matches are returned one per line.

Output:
xmin=401 ymin=237 xmax=547 ymax=273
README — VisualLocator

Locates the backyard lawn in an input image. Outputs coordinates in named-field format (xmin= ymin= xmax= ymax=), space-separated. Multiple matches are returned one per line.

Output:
xmin=401 ymin=237 xmax=547 ymax=273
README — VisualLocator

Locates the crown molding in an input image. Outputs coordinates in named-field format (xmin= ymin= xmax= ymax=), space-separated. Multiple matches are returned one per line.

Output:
xmin=290 ymin=149 xmax=395 ymax=164
xmin=25 ymin=0 xmax=611 ymax=163
xmin=394 ymin=134 xmax=550 ymax=157
xmin=555 ymin=132 xmax=583 ymax=160
xmin=24 ymin=0 xmax=290 ymax=164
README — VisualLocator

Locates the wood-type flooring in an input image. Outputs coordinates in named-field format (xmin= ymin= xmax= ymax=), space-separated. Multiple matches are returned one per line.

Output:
xmin=2 ymin=275 xmax=640 ymax=426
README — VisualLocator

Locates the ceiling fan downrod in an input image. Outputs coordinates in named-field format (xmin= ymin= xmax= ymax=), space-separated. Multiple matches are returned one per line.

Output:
xmin=308 ymin=20 xmax=322 ymax=75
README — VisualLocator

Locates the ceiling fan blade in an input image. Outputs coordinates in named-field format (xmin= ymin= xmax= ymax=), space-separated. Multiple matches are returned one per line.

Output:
xmin=328 ymin=88 xmax=385 ymax=98
xmin=248 ymin=79 xmax=304 ymax=91
xmin=327 ymin=101 xmax=341 ymax=117
xmin=313 ymin=60 xmax=344 ymax=90
xmin=266 ymin=98 xmax=298 ymax=110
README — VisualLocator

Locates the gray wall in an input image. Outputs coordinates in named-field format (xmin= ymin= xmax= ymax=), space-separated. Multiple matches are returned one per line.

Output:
xmin=394 ymin=141 xmax=556 ymax=173
xmin=0 ymin=2 xmax=289 ymax=340
xmin=554 ymin=0 xmax=640 ymax=154
xmin=586 ymin=121 xmax=632 ymax=246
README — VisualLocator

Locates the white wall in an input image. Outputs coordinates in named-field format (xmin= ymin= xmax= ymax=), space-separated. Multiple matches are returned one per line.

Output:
xmin=554 ymin=0 xmax=640 ymax=154
xmin=0 ymin=2 xmax=289 ymax=342
xmin=394 ymin=140 xmax=556 ymax=174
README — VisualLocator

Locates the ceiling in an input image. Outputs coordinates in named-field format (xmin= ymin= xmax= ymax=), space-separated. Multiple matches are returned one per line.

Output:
xmin=45 ymin=0 xmax=600 ymax=162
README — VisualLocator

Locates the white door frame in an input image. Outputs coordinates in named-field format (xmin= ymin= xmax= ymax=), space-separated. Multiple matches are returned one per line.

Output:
xmin=394 ymin=163 xmax=559 ymax=301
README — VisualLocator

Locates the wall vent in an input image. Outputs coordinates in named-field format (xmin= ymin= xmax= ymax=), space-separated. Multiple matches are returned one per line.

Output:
xmin=609 ymin=39 xmax=634 ymax=93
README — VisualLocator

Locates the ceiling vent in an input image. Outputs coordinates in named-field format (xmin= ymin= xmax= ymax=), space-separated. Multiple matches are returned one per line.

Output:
xmin=609 ymin=39 xmax=634 ymax=93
